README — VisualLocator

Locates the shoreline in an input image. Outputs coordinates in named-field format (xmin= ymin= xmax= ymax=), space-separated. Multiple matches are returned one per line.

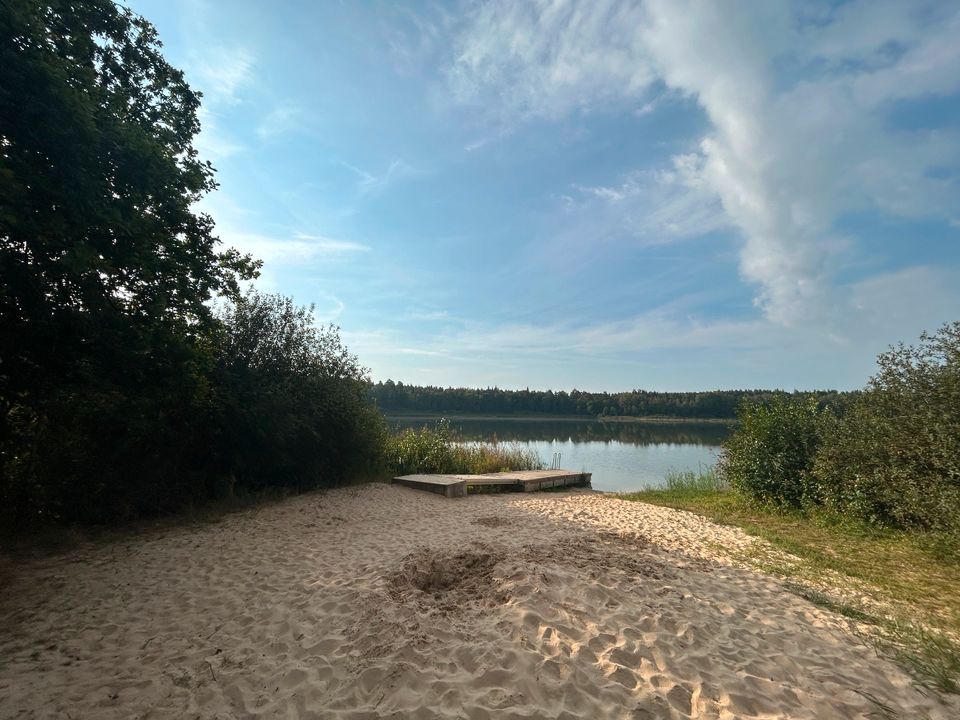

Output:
xmin=385 ymin=413 xmax=735 ymax=424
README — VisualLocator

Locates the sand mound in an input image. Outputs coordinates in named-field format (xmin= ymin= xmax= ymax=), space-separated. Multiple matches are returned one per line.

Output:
xmin=388 ymin=544 xmax=508 ymax=610
xmin=1 ymin=484 xmax=956 ymax=719
xmin=473 ymin=515 xmax=512 ymax=528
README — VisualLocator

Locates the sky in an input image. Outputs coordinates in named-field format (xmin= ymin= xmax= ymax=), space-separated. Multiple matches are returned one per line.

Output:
xmin=127 ymin=0 xmax=960 ymax=392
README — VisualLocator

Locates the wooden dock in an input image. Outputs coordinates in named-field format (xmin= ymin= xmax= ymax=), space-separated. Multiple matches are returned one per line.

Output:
xmin=392 ymin=469 xmax=592 ymax=498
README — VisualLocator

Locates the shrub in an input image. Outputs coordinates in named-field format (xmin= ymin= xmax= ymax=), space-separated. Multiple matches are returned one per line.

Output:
xmin=814 ymin=322 xmax=960 ymax=531
xmin=212 ymin=292 xmax=387 ymax=493
xmin=718 ymin=394 xmax=831 ymax=508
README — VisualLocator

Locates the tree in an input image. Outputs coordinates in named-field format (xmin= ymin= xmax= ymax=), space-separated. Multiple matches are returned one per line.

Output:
xmin=0 ymin=0 xmax=257 ymax=522
xmin=0 ymin=0 xmax=258 ymax=408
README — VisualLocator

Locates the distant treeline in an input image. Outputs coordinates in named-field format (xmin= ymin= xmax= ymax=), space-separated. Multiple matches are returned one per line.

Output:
xmin=371 ymin=382 xmax=852 ymax=420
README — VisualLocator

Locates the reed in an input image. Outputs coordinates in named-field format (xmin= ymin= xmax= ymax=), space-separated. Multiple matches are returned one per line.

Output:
xmin=387 ymin=421 xmax=543 ymax=476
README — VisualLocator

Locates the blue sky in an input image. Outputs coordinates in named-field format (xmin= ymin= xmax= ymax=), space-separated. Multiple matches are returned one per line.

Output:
xmin=128 ymin=0 xmax=960 ymax=391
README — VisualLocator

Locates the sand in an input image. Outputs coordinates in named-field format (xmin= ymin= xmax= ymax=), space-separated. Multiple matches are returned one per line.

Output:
xmin=1 ymin=484 xmax=955 ymax=719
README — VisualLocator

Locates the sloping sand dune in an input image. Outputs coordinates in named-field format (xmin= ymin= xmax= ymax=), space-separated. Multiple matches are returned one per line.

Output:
xmin=1 ymin=485 xmax=954 ymax=719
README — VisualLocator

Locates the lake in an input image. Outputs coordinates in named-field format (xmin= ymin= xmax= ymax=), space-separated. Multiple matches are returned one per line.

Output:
xmin=388 ymin=417 xmax=730 ymax=493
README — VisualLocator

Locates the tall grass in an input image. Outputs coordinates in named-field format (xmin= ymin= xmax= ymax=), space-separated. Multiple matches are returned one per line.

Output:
xmin=387 ymin=421 xmax=543 ymax=476
xmin=663 ymin=468 xmax=729 ymax=494
xmin=618 ymin=468 xmax=728 ymax=503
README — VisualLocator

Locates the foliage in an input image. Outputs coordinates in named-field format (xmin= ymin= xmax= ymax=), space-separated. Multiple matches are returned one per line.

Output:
xmin=814 ymin=322 xmax=960 ymax=532
xmin=717 ymin=395 xmax=832 ymax=508
xmin=372 ymin=381 xmax=850 ymax=420
xmin=0 ymin=0 xmax=258 ymax=406
xmin=212 ymin=293 xmax=386 ymax=492
xmin=0 ymin=0 xmax=256 ymax=523
xmin=387 ymin=420 xmax=542 ymax=476
xmin=711 ymin=320 xmax=960 ymax=531
xmin=0 ymin=3 xmax=381 ymax=525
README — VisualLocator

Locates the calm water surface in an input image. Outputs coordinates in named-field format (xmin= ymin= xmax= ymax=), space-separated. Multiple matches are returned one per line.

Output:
xmin=389 ymin=418 xmax=730 ymax=493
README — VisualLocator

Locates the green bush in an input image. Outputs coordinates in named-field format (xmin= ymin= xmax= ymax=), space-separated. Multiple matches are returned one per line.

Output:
xmin=212 ymin=292 xmax=387 ymax=493
xmin=0 ymin=292 xmax=387 ymax=525
xmin=387 ymin=421 xmax=542 ymax=476
xmin=718 ymin=394 xmax=831 ymax=508
xmin=814 ymin=322 xmax=960 ymax=531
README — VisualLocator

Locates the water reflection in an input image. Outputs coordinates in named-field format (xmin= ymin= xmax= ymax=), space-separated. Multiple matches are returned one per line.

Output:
xmin=387 ymin=417 xmax=730 ymax=492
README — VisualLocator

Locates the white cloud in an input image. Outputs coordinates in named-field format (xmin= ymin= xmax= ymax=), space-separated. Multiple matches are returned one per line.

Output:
xmin=189 ymin=46 xmax=254 ymax=104
xmin=340 ymin=159 xmax=418 ymax=197
xmin=222 ymin=231 xmax=370 ymax=265
xmin=449 ymin=0 xmax=960 ymax=329
xmin=257 ymin=105 xmax=304 ymax=140
xmin=198 ymin=192 xmax=372 ymax=266
xmin=450 ymin=0 xmax=655 ymax=122
xmin=571 ymin=153 xmax=729 ymax=241
xmin=187 ymin=47 xmax=255 ymax=161
xmin=194 ymin=108 xmax=244 ymax=160
xmin=353 ymin=263 xmax=960 ymax=390
xmin=310 ymin=291 xmax=346 ymax=323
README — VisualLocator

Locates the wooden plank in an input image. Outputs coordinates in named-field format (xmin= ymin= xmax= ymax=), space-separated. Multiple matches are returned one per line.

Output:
xmin=393 ymin=474 xmax=467 ymax=498
xmin=393 ymin=470 xmax=591 ymax=497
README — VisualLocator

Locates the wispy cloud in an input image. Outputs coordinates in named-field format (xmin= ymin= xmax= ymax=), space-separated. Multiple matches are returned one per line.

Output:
xmin=352 ymin=265 xmax=960 ymax=390
xmin=571 ymin=153 xmax=729 ymax=241
xmin=189 ymin=46 xmax=255 ymax=104
xmin=340 ymin=159 xmax=418 ymax=197
xmin=382 ymin=4 xmax=458 ymax=79
xmin=187 ymin=46 xmax=255 ymax=161
xmin=449 ymin=0 xmax=654 ymax=123
xmin=200 ymin=193 xmax=372 ymax=266
xmin=194 ymin=108 xmax=244 ymax=160
xmin=257 ymin=105 xmax=304 ymax=140
xmin=449 ymin=0 xmax=960 ymax=327
xmin=404 ymin=309 xmax=450 ymax=322
xmin=310 ymin=291 xmax=346 ymax=323
xmin=397 ymin=348 xmax=445 ymax=357
xmin=222 ymin=231 xmax=370 ymax=265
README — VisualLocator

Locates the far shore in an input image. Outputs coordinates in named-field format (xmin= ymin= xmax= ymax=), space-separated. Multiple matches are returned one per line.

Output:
xmin=384 ymin=412 xmax=735 ymax=424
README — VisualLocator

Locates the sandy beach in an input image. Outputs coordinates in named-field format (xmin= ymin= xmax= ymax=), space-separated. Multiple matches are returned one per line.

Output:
xmin=0 ymin=484 xmax=953 ymax=719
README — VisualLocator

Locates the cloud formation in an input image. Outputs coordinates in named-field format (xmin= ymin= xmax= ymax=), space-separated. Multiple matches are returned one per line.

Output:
xmin=340 ymin=159 xmax=418 ymax=198
xmin=451 ymin=0 xmax=960 ymax=326
xmin=450 ymin=0 xmax=653 ymax=121
xmin=186 ymin=46 xmax=256 ymax=161
xmin=257 ymin=105 xmax=304 ymax=140
xmin=221 ymin=232 xmax=370 ymax=265
xmin=190 ymin=46 xmax=255 ymax=104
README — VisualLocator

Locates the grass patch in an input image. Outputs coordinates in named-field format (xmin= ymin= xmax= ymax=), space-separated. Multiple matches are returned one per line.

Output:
xmin=619 ymin=471 xmax=960 ymax=696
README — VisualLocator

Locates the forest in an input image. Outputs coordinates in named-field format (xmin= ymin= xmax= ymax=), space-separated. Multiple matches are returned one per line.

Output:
xmin=370 ymin=382 xmax=851 ymax=420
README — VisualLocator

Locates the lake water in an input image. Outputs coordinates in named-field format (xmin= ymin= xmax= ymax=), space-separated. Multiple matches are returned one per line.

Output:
xmin=388 ymin=418 xmax=729 ymax=493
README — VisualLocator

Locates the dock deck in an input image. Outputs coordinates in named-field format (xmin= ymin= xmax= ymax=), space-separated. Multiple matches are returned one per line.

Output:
xmin=392 ymin=469 xmax=591 ymax=498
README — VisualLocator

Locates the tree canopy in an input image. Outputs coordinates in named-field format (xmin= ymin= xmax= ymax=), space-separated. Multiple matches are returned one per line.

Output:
xmin=1 ymin=2 xmax=382 ymax=525
xmin=1 ymin=0 xmax=258 ymax=409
